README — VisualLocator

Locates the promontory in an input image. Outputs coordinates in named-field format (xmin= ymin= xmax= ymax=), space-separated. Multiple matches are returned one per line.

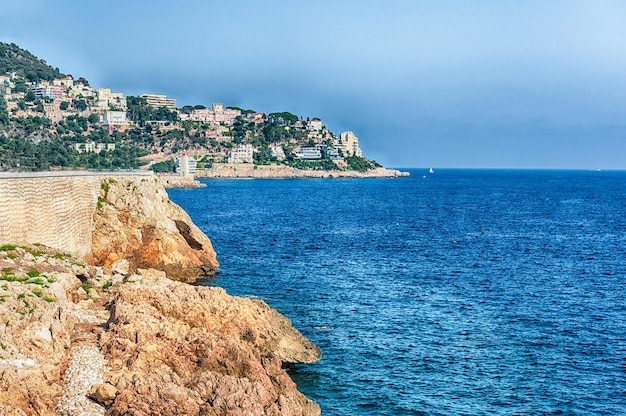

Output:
xmin=0 ymin=171 xmax=322 ymax=415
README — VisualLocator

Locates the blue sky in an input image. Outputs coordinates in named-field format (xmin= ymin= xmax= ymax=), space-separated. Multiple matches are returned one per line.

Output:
xmin=3 ymin=0 xmax=626 ymax=168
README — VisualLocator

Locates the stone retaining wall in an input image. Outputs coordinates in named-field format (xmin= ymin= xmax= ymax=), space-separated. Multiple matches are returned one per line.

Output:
xmin=0 ymin=172 xmax=152 ymax=258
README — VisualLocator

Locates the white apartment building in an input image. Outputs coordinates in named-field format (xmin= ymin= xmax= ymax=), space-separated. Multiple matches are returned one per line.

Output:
xmin=31 ymin=85 xmax=65 ymax=100
xmin=307 ymin=119 xmax=323 ymax=132
xmin=176 ymin=153 xmax=197 ymax=176
xmin=139 ymin=93 xmax=176 ymax=110
xmin=295 ymin=146 xmax=322 ymax=160
xmin=74 ymin=142 xmax=116 ymax=153
xmin=102 ymin=111 xmax=127 ymax=125
xmin=228 ymin=144 xmax=254 ymax=164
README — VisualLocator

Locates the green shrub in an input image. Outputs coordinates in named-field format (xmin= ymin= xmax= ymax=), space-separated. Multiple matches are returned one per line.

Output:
xmin=26 ymin=269 xmax=40 ymax=278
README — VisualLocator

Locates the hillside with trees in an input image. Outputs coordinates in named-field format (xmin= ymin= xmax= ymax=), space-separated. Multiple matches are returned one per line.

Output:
xmin=0 ymin=42 xmax=64 ymax=84
xmin=0 ymin=42 xmax=382 ymax=173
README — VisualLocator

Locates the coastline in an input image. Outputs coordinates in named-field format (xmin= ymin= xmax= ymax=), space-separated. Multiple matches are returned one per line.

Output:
xmin=195 ymin=163 xmax=410 ymax=179
xmin=0 ymin=174 xmax=321 ymax=415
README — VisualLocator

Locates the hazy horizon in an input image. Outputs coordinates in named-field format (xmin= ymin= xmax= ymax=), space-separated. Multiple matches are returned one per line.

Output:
xmin=3 ymin=0 xmax=625 ymax=169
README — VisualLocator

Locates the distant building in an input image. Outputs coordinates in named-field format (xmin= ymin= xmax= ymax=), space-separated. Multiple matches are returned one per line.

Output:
xmin=188 ymin=103 xmax=241 ymax=125
xmin=96 ymin=88 xmax=126 ymax=110
xmin=102 ymin=110 xmax=127 ymax=125
xmin=307 ymin=119 xmax=323 ymax=133
xmin=296 ymin=146 xmax=322 ymax=160
xmin=74 ymin=142 xmax=116 ymax=154
xmin=245 ymin=112 xmax=265 ymax=123
xmin=43 ymin=102 xmax=62 ymax=122
xmin=31 ymin=85 xmax=65 ymax=100
xmin=337 ymin=131 xmax=363 ymax=157
xmin=139 ymin=93 xmax=176 ymax=110
xmin=228 ymin=144 xmax=254 ymax=164
xmin=53 ymin=76 xmax=74 ymax=88
xmin=67 ymin=83 xmax=95 ymax=98
xmin=176 ymin=153 xmax=197 ymax=176
xmin=269 ymin=145 xmax=285 ymax=161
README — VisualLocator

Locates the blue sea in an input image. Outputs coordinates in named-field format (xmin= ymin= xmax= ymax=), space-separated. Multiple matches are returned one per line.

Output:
xmin=168 ymin=169 xmax=626 ymax=415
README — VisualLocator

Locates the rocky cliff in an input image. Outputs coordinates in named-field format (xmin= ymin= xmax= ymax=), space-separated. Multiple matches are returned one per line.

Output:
xmin=0 ymin=173 xmax=321 ymax=414
xmin=0 ymin=246 xmax=321 ymax=416
xmin=89 ymin=176 xmax=218 ymax=282
xmin=0 ymin=172 xmax=218 ymax=282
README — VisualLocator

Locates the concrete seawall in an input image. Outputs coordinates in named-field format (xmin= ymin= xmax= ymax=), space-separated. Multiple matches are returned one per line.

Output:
xmin=0 ymin=171 xmax=153 ymax=258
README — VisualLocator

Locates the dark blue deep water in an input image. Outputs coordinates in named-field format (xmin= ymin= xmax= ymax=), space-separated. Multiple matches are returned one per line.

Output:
xmin=168 ymin=170 xmax=626 ymax=415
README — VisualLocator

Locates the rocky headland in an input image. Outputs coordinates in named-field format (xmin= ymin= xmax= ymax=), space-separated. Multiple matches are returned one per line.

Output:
xmin=0 ymin=173 xmax=321 ymax=415
xmin=197 ymin=163 xmax=410 ymax=179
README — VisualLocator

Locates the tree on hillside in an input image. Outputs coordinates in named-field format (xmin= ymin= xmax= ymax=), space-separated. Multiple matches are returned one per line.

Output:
xmin=12 ymin=78 xmax=27 ymax=93
xmin=227 ymin=106 xmax=256 ymax=114
xmin=126 ymin=96 xmax=151 ymax=126
xmin=24 ymin=89 xmax=36 ymax=102
xmin=72 ymin=98 xmax=87 ymax=111
xmin=268 ymin=112 xmax=298 ymax=124
xmin=88 ymin=113 xmax=100 ymax=125
xmin=0 ymin=94 xmax=9 ymax=127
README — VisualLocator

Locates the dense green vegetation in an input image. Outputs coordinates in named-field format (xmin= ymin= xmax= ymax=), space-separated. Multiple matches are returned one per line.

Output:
xmin=345 ymin=155 xmax=382 ymax=172
xmin=126 ymin=96 xmax=178 ymax=126
xmin=0 ymin=42 xmax=64 ymax=83
xmin=0 ymin=133 xmax=147 ymax=171
xmin=150 ymin=159 xmax=175 ymax=173
xmin=0 ymin=94 xmax=8 ymax=127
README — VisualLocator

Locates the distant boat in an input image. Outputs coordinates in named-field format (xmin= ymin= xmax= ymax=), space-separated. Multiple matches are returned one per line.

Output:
xmin=429 ymin=167 xmax=434 ymax=174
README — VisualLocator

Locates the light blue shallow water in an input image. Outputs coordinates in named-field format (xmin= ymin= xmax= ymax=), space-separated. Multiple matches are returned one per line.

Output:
xmin=168 ymin=169 xmax=626 ymax=415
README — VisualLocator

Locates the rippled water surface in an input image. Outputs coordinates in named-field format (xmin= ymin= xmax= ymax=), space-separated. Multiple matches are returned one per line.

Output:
xmin=168 ymin=170 xmax=626 ymax=415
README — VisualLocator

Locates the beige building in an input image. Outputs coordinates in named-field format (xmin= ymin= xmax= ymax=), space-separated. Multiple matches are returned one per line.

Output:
xmin=53 ymin=76 xmax=74 ymax=87
xmin=96 ymin=88 xmax=126 ymax=110
xmin=67 ymin=83 xmax=95 ymax=98
xmin=337 ymin=131 xmax=363 ymax=157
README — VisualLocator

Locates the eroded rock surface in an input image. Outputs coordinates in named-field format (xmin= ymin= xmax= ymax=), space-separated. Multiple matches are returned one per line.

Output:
xmin=90 ymin=177 xmax=219 ymax=282
xmin=101 ymin=269 xmax=321 ymax=416
xmin=0 ymin=247 xmax=321 ymax=416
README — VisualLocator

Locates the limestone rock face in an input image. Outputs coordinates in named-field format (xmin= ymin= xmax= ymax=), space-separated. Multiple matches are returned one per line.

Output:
xmin=89 ymin=177 xmax=218 ymax=282
xmin=0 ymin=246 xmax=92 ymax=415
xmin=101 ymin=270 xmax=321 ymax=416
xmin=0 ymin=248 xmax=322 ymax=416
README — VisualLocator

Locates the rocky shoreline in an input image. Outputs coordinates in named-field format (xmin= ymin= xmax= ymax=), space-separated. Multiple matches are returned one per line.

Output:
xmin=196 ymin=163 xmax=410 ymax=179
xmin=0 ymin=175 xmax=322 ymax=415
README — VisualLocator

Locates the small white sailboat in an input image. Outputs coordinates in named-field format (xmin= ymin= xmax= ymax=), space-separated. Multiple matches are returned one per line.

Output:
xmin=429 ymin=167 xmax=434 ymax=174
